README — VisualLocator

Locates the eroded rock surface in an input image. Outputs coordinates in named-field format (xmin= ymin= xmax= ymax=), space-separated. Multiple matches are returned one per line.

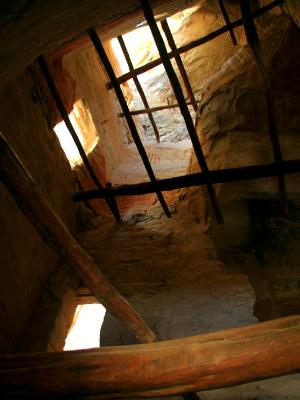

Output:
xmin=78 ymin=209 xmax=256 ymax=345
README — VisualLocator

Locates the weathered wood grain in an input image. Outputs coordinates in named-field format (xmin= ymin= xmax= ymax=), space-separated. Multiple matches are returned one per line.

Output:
xmin=0 ymin=316 xmax=299 ymax=398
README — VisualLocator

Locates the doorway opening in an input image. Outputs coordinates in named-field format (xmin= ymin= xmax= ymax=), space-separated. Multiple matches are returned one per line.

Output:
xmin=64 ymin=303 xmax=106 ymax=350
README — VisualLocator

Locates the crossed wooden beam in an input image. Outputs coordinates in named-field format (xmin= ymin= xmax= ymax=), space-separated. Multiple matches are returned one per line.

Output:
xmin=37 ymin=0 xmax=284 ymax=224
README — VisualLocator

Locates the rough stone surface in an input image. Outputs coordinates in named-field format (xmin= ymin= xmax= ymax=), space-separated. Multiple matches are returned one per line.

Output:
xmin=78 ymin=210 xmax=256 ymax=346
xmin=77 ymin=208 xmax=300 ymax=398
xmin=0 ymin=69 xmax=79 ymax=353
xmin=286 ymin=0 xmax=300 ymax=28
xmin=183 ymin=16 xmax=300 ymax=224
xmin=63 ymin=45 xmax=127 ymax=178
xmin=199 ymin=373 xmax=300 ymax=400
xmin=60 ymin=44 xmax=131 ymax=216
xmin=0 ymin=0 xmax=202 ymax=86
xmin=120 ymin=1 xmax=243 ymax=142
xmin=110 ymin=140 xmax=192 ymax=214
xmin=18 ymin=264 xmax=80 ymax=353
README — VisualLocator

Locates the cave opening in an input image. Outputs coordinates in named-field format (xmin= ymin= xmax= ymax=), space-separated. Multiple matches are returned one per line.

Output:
xmin=109 ymin=4 xmax=200 ymax=144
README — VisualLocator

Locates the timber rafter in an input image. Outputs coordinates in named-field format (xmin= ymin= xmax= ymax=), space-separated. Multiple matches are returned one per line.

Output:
xmin=141 ymin=0 xmax=223 ymax=223
xmin=74 ymin=158 xmax=300 ymax=201
xmin=88 ymin=28 xmax=171 ymax=218
xmin=0 ymin=316 xmax=299 ymax=398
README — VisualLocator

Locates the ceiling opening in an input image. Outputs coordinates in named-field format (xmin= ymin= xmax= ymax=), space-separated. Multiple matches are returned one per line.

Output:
xmin=109 ymin=4 xmax=201 ymax=144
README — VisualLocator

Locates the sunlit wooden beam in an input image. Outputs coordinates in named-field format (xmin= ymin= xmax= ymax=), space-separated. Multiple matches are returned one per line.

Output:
xmin=1 ymin=316 xmax=299 ymax=398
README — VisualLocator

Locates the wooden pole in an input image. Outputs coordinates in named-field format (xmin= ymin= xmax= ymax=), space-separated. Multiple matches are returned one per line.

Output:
xmin=88 ymin=29 xmax=171 ymax=218
xmin=160 ymin=19 xmax=198 ymax=112
xmin=217 ymin=0 xmax=237 ymax=45
xmin=119 ymin=100 xmax=200 ymax=116
xmin=141 ymin=0 xmax=223 ymax=224
xmin=1 ymin=316 xmax=299 ymax=398
xmin=73 ymin=158 xmax=300 ymax=201
xmin=0 ymin=132 xmax=155 ymax=344
xmin=37 ymin=55 xmax=121 ymax=222
xmin=239 ymin=0 xmax=287 ymax=214
xmin=117 ymin=35 xmax=161 ymax=143
xmin=108 ymin=0 xmax=283 ymax=88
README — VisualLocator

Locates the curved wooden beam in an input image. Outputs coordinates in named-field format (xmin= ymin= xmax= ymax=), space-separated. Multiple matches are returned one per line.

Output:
xmin=0 ymin=316 xmax=299 ymax=398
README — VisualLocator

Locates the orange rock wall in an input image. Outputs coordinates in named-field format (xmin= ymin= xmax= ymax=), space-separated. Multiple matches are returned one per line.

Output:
xmin=0 ymin=69 xmax=79 ymax=353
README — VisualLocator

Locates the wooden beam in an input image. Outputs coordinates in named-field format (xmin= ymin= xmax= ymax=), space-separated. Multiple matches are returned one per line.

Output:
xmin=117 ymin=35 xmax=161 ymax=143
xmin=73 ymin=158 xmax=300 ymax=201
xmin=88 ymin=29 xmax=171 ymax=218
xmin=37 ymin=55 xmax=121 ymax=222
xmin=217 ymin=0 xmax=237 ymax=46
xmin=1 ymin=316 xmax=299 ymax=398
xmin=119 ymin=100 xmax=200 ymax=116
xmin=141 ymin=0 xmax=223 ymax=224
xmin=108 ymin=0 xmax=283 ymax=88
xmin=239 ymin=0 xmax=287 ymax=214
xmin=160 ymin=19 xmax=198 ymax=112
xmin=0 ymin=132 xmax=155 ymax=344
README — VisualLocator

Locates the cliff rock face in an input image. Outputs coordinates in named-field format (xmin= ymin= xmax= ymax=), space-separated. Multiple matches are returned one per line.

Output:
xmin=286 ymin=0 xmax=300 ymax=28
xmin=186 ymin=16 xmax=300 ymax=226
xmin=122 ymin=1 xmax=243 ymax=142
xmin=182 ymin=14 xmax=300 ymax=327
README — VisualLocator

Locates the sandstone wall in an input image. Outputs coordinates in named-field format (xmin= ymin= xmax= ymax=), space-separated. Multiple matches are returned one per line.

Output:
xmin=58 ymin=43 xmax=136 ymax=216
xmin=184 ymin=15 xmax=300 ymax=221
xmin=285 ymin=0 xmax=300 ymax=28
xmin=76 ymin=211 xmax=300 ymax=400
xmin=78 ymin=211 xmax=256 ymax=346
xmin=123 ymin=1 xmax=244 ymax=142
xmin=0 ymin=0 xmax=203 ymax=86
xmin=0 ymin=69 xmax=79 ymax=352
xmin=185 ymin=16 xmax=300 ymax=322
